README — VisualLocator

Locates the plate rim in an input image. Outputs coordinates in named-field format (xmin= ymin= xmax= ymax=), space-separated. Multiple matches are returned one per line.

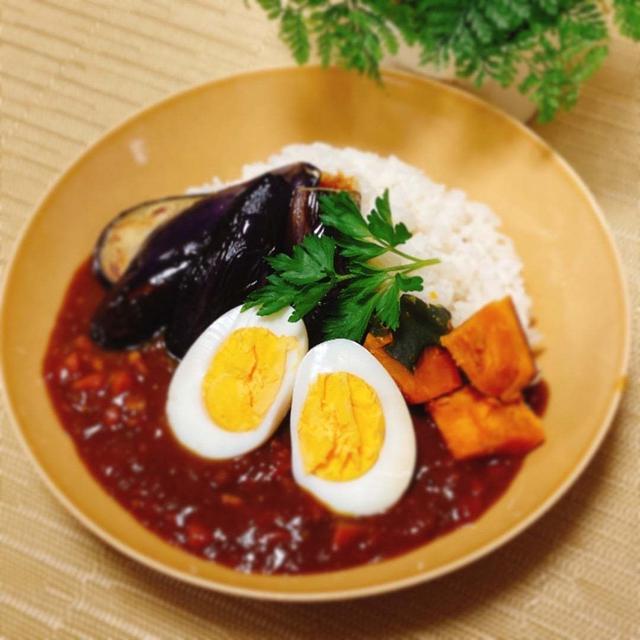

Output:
xmin=0 ymin=65 xmax=631 ymax=602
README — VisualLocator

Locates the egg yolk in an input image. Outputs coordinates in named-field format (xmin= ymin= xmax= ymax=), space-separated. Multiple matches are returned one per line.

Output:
xmin=298 ymin=372 xmax=385 ymax=481
xmin=202 ymin=328 xmax=296 ymax=432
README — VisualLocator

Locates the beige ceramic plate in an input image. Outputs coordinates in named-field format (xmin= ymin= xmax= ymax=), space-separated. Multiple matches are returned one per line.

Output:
xmin=0 ymin=68 xmax=629 ymax=601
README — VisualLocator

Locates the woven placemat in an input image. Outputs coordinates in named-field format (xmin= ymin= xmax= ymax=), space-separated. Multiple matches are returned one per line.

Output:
xmin=1 ymin=2 xmax=638 ymax=638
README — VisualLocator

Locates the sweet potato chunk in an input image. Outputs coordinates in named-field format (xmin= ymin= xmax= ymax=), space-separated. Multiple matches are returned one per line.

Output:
xmin=429 ymin=386 xmax=545 ymax=460
xmin=364 ymin=334 xmax=462 ymax=404
xmin=441 ymin=297 xmax=535 ymax=401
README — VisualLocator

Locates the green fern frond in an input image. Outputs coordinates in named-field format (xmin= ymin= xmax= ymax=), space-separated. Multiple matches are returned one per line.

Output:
xmin=253 ymin=0 xmax=639 ymax=122
xmin=614 ymin=0 xmax=640 ymax=40
xmin=281 ymin=7 xmax=310 ymax=64
xmin=255 ymin=0 xmax=282 ymax=20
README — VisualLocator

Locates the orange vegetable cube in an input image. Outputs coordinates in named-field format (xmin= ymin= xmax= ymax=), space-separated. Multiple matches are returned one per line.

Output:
xmin=428 ymin=386 xmax=544 ymax=460
xmin=411 ymin=346 xmax=462 ymax=403
xmin=109 ymin=370 xmax=134 ymax=395
xmin=71 ymin=373 xmax=104 ymax=391
xmin=63 ymin=352 xmax=80 ymax=373
xmin=364 ymin=332 xmax=416 ymax=399
xmin=364 ymin=335 xmax=461 ymax=404
xmin=441 ymin=297 xmax=535 ymax=401
xmin=331 ymin=521 xmax=366 ymax=550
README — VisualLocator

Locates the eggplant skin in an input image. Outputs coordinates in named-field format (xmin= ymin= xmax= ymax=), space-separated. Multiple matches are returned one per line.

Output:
xmin=90 ymin=163 xmax=320 ymax=351
xmin=89 ymin=192 xmax=236 ymax=350
xmin=164 ymin=174 xmax=293 ymax=359
xmin=90 ymin=199 xmax=218 ymax=349
xmin=90 ymin=278 xmax=176 ymax=350
xmin=92 ymin=194 xmax=206 ymax=286
xmin=92 ymin=162 xmax=320 ymax=287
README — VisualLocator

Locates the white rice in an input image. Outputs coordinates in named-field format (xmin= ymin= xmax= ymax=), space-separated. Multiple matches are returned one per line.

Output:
xmin=189 ymin=143 xmax=537 ymax=342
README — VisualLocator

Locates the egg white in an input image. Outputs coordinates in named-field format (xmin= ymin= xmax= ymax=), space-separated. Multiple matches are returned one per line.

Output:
xmin=290 ymin=339 xmax=417 ymax=516
xmin=166 ymin=305 xmax=308 ymax=459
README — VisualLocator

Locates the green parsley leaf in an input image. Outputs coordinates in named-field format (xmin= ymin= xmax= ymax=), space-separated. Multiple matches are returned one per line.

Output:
xmin=318 ymin=191 xmax=369 ymax=240
xmin=245 ymin=188 xmax=440 ymax=340
xmin=373 ymin=277 xmax=403 ymax=330
xmin=243 ymin=274 xmax=298 ymax=316
xmin=374 ymin=273 xmax=424 ymax=331
xmin=320 ymin=189 xmax=414 ymax=255
xmin=335 ymin=238 xmax=387 ymax=261
xmin=266 ymin=235 xmax=336 ymax=285
xmin=324 ymin=291 xmax=378 ymax=342
xmin=366 ymin=190 xmax=412 ymax=248
xmin=287 ymin=283 xmax=334 ymax=322
xmin=396 ymin=273 xmax=424 ymax=293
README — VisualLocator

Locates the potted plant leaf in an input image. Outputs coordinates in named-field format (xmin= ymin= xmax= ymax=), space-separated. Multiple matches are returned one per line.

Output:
xmin=253 ymin=0 xmax=640 ymax=122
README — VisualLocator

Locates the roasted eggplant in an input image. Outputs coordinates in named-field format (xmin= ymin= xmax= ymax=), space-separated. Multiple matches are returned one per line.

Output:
xmin=92 ymin=163 xmax=320 ymax=286
xmin=90 ymin=195 xmax=226 ymax=349
xmin=93 ymin=194 xmax=206 ymax=285
xmin=90 ymin=164 xmax=319 ymax=350
xmin=164 ymin=174 xmax=293 ymax=358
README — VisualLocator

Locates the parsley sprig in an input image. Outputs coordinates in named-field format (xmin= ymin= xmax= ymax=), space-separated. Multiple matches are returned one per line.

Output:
xmin=243 ymin=189 xmax=440 ymax=341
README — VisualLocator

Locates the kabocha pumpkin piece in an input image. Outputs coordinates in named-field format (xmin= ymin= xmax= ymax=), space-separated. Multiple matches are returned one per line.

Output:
xmin=411 ymin=346 xmax=463 ymax=403
xmin=441 ymin=297 xmax=535 ymax=402
xmin=364 ymin=332 xmax=416 ymax=400
xmin=384 ymin=295 xmax=452 ymax=369
xmin=428 ymin=386 xmax=545 ymax=460
xmin=361 ymin=295 xmax=453 ymax=404
xmin=364 ymin=334 xmax=462 ymax=404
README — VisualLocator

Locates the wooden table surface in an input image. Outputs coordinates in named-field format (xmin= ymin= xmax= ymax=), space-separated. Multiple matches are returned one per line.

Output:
xmin=1 ymin=2 xmax=638 ymax=639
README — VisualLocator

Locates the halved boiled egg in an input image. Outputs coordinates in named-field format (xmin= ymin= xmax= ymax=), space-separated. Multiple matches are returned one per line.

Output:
xmin=167 ymin=305 xmax=308 ymax=459
xmin=290 ymin=339 xmax=416 ymax=516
